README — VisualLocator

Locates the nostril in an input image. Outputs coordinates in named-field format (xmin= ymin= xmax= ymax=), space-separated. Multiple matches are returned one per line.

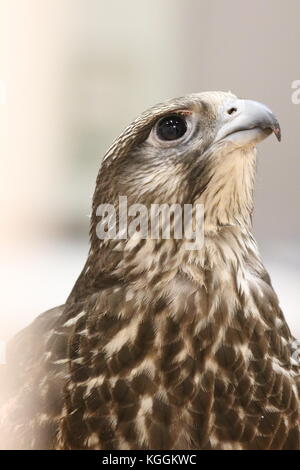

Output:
xmin=227 ymin=107 xmax=237 ymax=115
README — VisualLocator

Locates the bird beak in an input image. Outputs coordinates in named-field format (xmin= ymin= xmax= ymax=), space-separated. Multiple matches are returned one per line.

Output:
xmin=215 ymin=99 xmax=281 ymax=146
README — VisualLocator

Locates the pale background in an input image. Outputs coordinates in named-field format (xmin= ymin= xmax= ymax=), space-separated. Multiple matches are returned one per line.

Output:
xmin=0 ymin=0 xmax=299 ymax=344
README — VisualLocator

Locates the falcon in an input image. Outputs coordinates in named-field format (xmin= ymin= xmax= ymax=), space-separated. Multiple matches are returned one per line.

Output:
xmin=1 ymin=91 xmax=300 ymax=450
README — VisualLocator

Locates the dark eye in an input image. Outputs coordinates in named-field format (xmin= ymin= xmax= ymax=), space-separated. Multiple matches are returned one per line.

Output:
xmin=156 ymin=114 xmax=187 ymax=141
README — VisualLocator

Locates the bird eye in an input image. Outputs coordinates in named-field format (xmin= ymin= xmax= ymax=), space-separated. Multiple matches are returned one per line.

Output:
xmin=156 ymin=114 xmax=187 ymax=141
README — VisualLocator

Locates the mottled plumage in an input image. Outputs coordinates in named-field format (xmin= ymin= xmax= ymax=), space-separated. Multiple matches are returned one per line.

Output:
xmin=1 ymin=91 xmax=300 ymax=450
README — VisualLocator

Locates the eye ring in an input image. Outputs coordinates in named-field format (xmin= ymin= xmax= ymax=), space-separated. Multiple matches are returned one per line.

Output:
xmin=147 ymin=110 xmax=195 ymax=148
xmin=156 ymin=114 xmax=187 ymax=141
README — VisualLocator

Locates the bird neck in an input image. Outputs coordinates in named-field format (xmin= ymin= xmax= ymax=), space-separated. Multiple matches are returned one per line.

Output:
xmin=197 ymin=147 xmax=257 ymax=230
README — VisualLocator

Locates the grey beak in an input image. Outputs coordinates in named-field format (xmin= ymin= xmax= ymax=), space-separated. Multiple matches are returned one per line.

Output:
xmin=240 ymin=100 xmax=281 ymax=141
xmin=215 ymin=99 xmax=281 ymax=145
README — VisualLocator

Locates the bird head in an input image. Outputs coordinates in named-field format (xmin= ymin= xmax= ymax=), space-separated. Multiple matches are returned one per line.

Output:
xmin=92 ymin=91 xmax=280 ymax=241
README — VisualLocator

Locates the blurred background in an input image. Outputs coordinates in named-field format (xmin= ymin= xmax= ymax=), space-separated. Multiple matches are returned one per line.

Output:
xmin=0 ymin=0 xmax=299 ymax=343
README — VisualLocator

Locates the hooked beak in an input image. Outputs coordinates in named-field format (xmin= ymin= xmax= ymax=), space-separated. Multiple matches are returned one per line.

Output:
xmin=215 ymin=99 xmax=281 ymax=147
